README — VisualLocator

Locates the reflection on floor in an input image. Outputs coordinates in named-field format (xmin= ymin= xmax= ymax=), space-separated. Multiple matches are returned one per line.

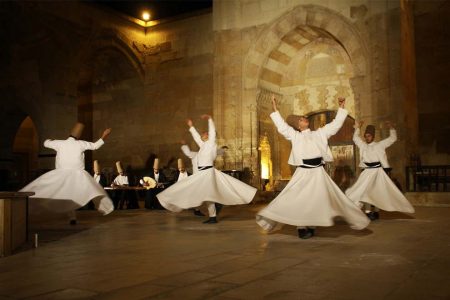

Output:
xmin=1 ymin=204 xmax=449 ymax=300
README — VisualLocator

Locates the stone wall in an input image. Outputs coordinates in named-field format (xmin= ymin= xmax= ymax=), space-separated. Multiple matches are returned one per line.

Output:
xmin=0 ymin=0 xmax=445 ymax=191
xmin=0 ymin=2 xmax=214 ymax=188
xmin=414 ymin=0 xmax=450 ymax=165
xmin=214 ymin=0 xmax=411 ymax=187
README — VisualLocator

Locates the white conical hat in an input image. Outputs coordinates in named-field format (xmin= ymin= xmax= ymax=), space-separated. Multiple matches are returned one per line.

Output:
xmin=93 ymin=160 xmax=100 ymax=173
xmin=70 ymin=122 xmax=84 ymax=139
xmin=153 ymin=158 xmax=159 ymax=169
xmin=177 ymin=158 xmax=184 ymax=169
xmin=116 ymin=161 xmax=123 ymax=173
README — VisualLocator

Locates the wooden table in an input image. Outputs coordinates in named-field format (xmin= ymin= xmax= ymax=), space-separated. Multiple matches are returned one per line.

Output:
xmin=0 ymin=192 xmax=34 ymax=256
xmin=104 ymin=186 xmax=149 ymax=209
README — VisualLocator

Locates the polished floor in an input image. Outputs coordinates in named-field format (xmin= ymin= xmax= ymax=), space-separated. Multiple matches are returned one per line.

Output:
xmin=0 ymin=204 xmax=449 ymax=300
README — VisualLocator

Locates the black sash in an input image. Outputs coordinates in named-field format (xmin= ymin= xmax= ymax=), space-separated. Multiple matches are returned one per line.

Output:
xmin=198 ymin=166 xmax=213 ymax=171
xmin=298 ymin=157 xmax=323 ymax=169
xmin=364 ymin=161 xmax=381 ymax=168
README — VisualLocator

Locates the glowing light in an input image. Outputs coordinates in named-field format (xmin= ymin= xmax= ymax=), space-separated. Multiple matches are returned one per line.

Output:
xmin=260 ymin=135 xmax=272 ymax=180
xmin=142 ymin=11 xmax=150 ymax=21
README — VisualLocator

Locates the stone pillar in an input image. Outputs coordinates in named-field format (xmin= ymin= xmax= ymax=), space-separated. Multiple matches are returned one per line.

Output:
xmin=400 ymin=0 xmax=419 ymax=155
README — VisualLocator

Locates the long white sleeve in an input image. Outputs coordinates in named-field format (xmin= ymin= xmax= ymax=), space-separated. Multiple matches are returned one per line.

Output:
xmin=377 ymin=129 xmax=397 ymax=149
xmin=181 ymin=145 xmax=195 ymax=159
xmin=352 ymin=128 xmax=366 ymax=149
xmin=321 ymin=108 xmax=348 ymax=138
xmin=208 ymin=118 xmax=216 ymax=142
xmin=189 ymin=126 xmax=204 ymax=148
xmin=270 ymin=111 xmax=296 ymax=141
xmin=80 ymin=139 xmax=105 ymax=151
xmin=43 ymin=139 xmax=59 ymax=151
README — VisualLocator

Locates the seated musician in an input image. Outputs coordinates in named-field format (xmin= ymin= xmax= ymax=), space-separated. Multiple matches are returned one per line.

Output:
xmin=111 ymin=161 xmax=139 ymax=209
xmin=144 ymin=158 xmax=168 ymax=210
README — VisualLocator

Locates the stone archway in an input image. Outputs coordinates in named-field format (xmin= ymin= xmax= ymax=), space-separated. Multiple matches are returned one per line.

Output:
xmin=77 ymin=36 xmax=145 ymax=172
xmin=242 ymin=5 xmax=370 ymax=188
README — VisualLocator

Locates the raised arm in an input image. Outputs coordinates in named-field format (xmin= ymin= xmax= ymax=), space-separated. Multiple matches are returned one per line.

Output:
xmin=378 ymin=122 xmax=397 ymax=149
xmin=270 ymin=96 xmax=296 ymax=140
xmin=187 ymin=119 xmax=203 ymax=148
xmin=321 ymin=97 xmax=348 ymax=138
xmin=43 ymin=139 xmax=60 ymax=151
xmin=352 ymin=122 xmax=366 ymax=149
xmin=202 ymin=114 xmax=216 ymax=142
xmin=181 ymin=144 xmax=196 ymax=159
xmin=82 ymin=128 xmax=111 ymax=150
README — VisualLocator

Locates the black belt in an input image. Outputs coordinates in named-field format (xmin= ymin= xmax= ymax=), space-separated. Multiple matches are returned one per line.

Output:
xmin=198 ymin=166 xmax=213 ymax=171
xmin=364 ymin=161 xmax=381 ymax=168
xmin=298 ymin=157 xmax=323 ymax=169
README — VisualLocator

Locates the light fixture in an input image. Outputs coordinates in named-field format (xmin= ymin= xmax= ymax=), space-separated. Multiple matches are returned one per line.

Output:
xmin=142 ymin=11 xmax=150 ymax=21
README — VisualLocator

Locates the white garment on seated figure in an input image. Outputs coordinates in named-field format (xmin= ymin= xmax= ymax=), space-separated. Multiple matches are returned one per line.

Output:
xmin=113 ymin=175 xmax=129 ymax=185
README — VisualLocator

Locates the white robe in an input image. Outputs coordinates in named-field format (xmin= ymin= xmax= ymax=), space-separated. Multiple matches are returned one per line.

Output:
xmin=345 ymin=129 xmax=415 ymax=213
xmin=20 ymin=137 xmax=114 ymax=215
xmin=158 ymin=119 xmax=257 ymax=212
xmin=181 ymin=145 xmax=199 ymax=174
xmin=256 ymin=109 xmax=370 ymax=231
xmin=113 ymin=174 xmax=129 ymax=186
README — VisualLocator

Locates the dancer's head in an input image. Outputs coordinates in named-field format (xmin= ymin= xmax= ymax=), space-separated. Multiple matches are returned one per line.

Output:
xmin=70 ymin=122 xmax=84 ymax=139
xmin=364 ymin=125 xmax=375 ymax=143
xmin=286 ymin=115 xmax=309 ymax=131
xmin=201 ymin=132 xmax=209 ymax=141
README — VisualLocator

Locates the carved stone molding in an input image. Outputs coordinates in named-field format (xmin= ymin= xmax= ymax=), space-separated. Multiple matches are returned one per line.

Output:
xmin=132 ymin=41 xmax=172 ymax=57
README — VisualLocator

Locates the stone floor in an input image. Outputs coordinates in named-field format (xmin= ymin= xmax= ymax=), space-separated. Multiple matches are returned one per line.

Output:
xmin=0 ymin=204 xmax=449 ymax=300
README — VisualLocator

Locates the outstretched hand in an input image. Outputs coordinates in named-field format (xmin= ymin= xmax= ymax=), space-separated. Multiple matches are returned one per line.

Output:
xmin=272 ymin=95 xmax=278 ymax=112
xmin=201 ymin=114 xmax=211 ymax=120
xmin=385 ymin=121 xmax=395 ymax=129
xmin=355 ymin=120 xmax=364 ymax=129
xmin=338 ymin=97 xmax=346 ymax=108
xmin=180 ymin=139 xmax=186 ymax=145
xmin=186 ymin=119 xmax=193 ymax=127
xmin=101 ymin=128 xmax=112 ymax=140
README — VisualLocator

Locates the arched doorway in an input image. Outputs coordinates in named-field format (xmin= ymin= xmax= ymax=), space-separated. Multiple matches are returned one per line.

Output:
xmin=242 ymin=5 xmax=369 ymax=190
xmin=77 ymin=41 xmax=144 ymax=179
xmin=12 ymin=116 xmax=39 ymax=188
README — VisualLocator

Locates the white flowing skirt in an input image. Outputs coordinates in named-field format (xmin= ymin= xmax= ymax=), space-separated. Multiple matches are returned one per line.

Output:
xmin=157 ymin=168 xmax=257 ymax=212
xmin=256 ymin=167 xmax=370 ymax=232
xmin=20 ymin=169 xmax=114 ymax=215
xmin=345 ymin=168 xmax=415 ymax=213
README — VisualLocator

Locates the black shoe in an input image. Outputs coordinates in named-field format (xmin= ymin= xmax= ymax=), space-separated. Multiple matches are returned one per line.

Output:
xmin=194 ymin=210 xmax=205 ymax=217
xmin=298 ymin=228 xmax=313 ymax=239
xmin=203 ymin=217 xmax=218 ymax=224
xmin=366 ymin=212 xmax=377 ymax=221
xmin=373 ymin=212 xmax=379 ymax=219
xmin=69 ymin=220 xmax=77 ymax=225
xmin=215 ymin=203 xmax=223 ymax=215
